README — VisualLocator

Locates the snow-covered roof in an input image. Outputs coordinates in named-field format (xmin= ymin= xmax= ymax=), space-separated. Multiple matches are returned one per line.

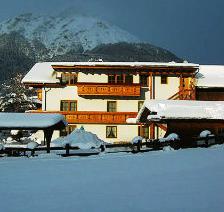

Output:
xmin=50 ymin=61 xmax=199 ymax=68
xmin=22 ymin=62 xmax=199 ymax=84
xmin=196 ymin=65 xmax=224 ymax=88
xmin=137 ymin=100 xmax=224 ymax=122
xmin=22 ymin=63 xmax=59 ymax=84
xmin=0 ymin=113 xmax=67 ymax=130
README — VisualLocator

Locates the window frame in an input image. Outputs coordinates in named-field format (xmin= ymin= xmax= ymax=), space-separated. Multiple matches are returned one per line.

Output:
xmin=60 ymin=100 xmax=77 ymax=111
xmin=107 ymin=101 xmax=117 ymax=112
xmin=138 ymin=101 xmax=144 ymax=112
xmin=61 ymin=73 xmax=78 ymax=85
xmin=106 ymin=126 xmax=117 ymax=138
xmin=108 ymin=74 xmax=133 ymax=84
xmin=138 ymin=125 xmax=149 ymax=139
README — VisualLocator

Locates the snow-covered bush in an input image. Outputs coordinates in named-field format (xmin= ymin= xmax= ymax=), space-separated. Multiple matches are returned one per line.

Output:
xmin=159 ymin=133 xmax=179 ymax=142
xmin=199 ymin=130 xmax=212 ymax=138
xmin=131 ymin=136 xmax=143 ymax=144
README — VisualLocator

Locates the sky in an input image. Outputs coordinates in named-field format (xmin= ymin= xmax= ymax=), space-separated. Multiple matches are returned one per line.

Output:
xmin=0 ymin=0 xmax=223 ymax=64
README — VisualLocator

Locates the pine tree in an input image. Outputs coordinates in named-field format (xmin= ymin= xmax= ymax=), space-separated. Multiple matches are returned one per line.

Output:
xmin=0 ymin=73 xmax=37 ymax=112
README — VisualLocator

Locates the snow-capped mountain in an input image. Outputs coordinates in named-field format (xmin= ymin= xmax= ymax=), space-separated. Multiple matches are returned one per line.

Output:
xmin=0 ymin=12 xmax=181 ymax=82
xmin=0 ymin=13 xmax=139 ymax=57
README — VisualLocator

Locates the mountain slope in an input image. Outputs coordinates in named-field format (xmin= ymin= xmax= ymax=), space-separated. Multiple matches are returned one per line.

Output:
xmin=0 ymin=13 xmax=139 ymax=57
xmin=0 ymin=12 xmax=182 ymax=81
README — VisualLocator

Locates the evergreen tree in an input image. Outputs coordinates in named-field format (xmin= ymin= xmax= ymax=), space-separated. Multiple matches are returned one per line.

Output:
xmin=0 ymin=73 xmax=37 ymax=112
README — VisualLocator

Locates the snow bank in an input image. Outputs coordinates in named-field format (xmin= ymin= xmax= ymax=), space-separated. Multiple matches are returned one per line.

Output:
xmin=1 ymin=147 xmax=224 ymax=212
xmin=36 ymin=153 xmax=61 ymax=159
xmin=163 ymin=146 xmax=175 ymax=151
xmin=27 ymin=141 xmax=38 ymax=150
xmin=51 ymin=128 xmax=104 ymax=150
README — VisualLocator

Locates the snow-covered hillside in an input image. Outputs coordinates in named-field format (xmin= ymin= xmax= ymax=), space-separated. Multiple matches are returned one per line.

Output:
xmin=1 ymin=146 xmax=224 ymax=211
xmin=0 ymin=13 xmax=139 ymax=56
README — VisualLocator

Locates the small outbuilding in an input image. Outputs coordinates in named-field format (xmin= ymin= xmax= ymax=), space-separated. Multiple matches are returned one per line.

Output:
xmin=0 ymin=113 xmax=67 ymax=153
xmin=135 ymin=100 xmax=224 ymax=146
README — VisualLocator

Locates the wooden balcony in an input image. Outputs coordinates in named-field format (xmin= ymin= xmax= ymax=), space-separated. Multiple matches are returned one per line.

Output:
xmin=168 ymin=89 xmax=196 ymax=100
xmin=28 ymin=111 xmax=138 ymax=124
xmin=77 ymin=83 xmax=141 ymax=97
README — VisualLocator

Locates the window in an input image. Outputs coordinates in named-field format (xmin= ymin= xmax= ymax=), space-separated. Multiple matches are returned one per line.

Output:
xmin=108 ymin=74 xmax=133 ymax=84
xmin=61 ymin=74 xmax=69 ymax=84
xmin=107 ymin=101 xmax=117 ymax=112
xmin=61 ymin=73 xmax=77 ymax=85
xmin=60 ymin=100 xmax=77 ymax=111
xmin=108 ymin=75 xmax=116 ymax=84
xmin=37 ymin=89 xmax=42 ymax=100
xmin=138 ymin=126 xmax=149 ymax=139
xmin=106 ymin=126 xmax=117 ymax=138
xmin=60 ymin=125 xmax=76 ymax=137
xmin=117 ymin=75 xmax=123 ymax=83
xmin=140 ymin=75 xmax=148 ymax=86
xmin=161 ymin=75 xmax=168 ymax=84
xmin=138 ymin=101 xmax=144 ymax=112
xmin=125 ymin=75 xmax=133 ymax=84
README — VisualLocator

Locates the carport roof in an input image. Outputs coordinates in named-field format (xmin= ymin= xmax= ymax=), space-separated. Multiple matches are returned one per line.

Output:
xmin=0 ymin=113 xmax=67 ymax=130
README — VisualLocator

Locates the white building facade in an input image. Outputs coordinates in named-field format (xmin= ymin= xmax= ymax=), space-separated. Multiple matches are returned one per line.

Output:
xmin=22 ymin=62 xmax=199 ymax=143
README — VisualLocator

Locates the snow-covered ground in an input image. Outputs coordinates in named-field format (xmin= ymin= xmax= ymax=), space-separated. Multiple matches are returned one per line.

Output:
xmin=1 ymin=146 xmax=224 ymax=212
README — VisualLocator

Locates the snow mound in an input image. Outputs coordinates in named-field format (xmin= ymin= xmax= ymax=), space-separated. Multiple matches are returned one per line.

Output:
xmin=163 ymin=146 xmax=175 ymax=151
xmin=131 ymin=136 xmax=143 ymax=144
xmin=159 ymin=133 xmax=179 ymax=142
xmin=52 ymin=128 xmax=104 ymax=150
xmin=51 ymin=137 xmax=65 ymax=147
xmin=37 ymin=153 xmax=61 ymax=159
xmin=27 ymin=141 xmax=38 ymax=150
xmin=199 ymin=130 xmax=212 ymax=138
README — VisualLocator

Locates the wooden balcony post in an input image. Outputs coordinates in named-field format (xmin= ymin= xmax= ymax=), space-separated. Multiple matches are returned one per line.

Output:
xmin=150 ymin=73 xmax=153 ymax=99
xmin=150 ymin=123 xmax=155 ymax=139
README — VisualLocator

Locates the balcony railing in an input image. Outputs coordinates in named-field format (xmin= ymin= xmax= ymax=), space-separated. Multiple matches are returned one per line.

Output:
xmin=77 ymin=83 xmax=141 ymax=97
xmin=28 ymin=111 xmax=138 ymax=124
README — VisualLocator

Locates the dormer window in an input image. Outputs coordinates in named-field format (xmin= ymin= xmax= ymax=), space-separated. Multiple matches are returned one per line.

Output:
xmin=61 ymin=73 xmax=77 ymax=85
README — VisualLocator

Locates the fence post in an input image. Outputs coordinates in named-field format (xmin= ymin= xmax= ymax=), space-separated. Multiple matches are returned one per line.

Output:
xmin=65 ymin=144 xmax=70 ymax=155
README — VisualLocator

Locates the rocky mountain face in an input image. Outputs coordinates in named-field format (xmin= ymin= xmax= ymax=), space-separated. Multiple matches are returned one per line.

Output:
xmin=0 ymin=13 xmax=182 ymax=81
